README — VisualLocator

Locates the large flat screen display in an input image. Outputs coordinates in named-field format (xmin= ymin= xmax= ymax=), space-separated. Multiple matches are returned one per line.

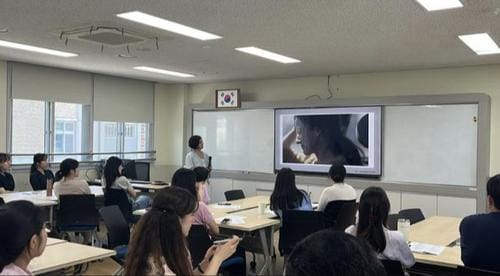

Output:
xmin=275 ymin=106 xmax=381 ymax=176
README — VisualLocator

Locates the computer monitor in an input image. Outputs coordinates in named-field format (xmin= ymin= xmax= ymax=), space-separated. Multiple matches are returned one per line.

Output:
xmin=122 ymin=159 xmax=136 ymax=179
xmin=134 ymin=162 xmax=150 ymax=181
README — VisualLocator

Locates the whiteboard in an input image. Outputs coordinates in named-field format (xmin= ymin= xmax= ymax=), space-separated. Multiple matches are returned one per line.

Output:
xmin=192 ymin=104 xmax=478 ymax=186
xmin=193 ymin=109 xmax=274 ymax=173
xmin=382 ymin=104 xmax=477 ymax=186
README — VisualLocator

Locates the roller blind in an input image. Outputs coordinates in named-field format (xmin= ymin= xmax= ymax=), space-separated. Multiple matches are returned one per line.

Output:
xmin=93 ymin=75 xmax=154 ymax=123
xmin=11 ymin=62 xmax=92 ymax=104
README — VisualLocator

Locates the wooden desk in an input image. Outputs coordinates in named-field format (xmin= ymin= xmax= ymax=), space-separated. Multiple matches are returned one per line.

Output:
xmin=409 ymin=216 xmax=461 ymax=246
xmin=46 ymin=238 xmax=67 ymax=246
xmin=29 ymin=242 xmax=115 ymax=275
xmin=130 ymin=182 xmax=169 ymax=190
xmin=209 ymin=196 xmax=278 ymax=275
xmin=409 ymin=216 xmax=463 ymax=269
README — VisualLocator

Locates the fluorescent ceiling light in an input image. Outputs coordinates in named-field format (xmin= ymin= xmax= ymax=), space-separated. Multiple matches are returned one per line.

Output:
xmin=133 ymin=66 xmax=195 ymax=78
xmin=458 ymin=33 xmax=500 ymax=55
xmin=415 ymin=0 xmax=463 ymax=11
xmin=235 ymin=47 xmax=301 ymax=64
xmin=117 ymin=11 xmax=221 ymax=40
xmin=0 ymin=39 xmax=78 ymax=57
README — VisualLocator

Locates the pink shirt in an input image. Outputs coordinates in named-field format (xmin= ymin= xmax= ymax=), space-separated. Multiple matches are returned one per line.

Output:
xmin=193 ymin=201 xmax=215 ymax=226
xmin=1 ymin=263 xmax=32 ymax=275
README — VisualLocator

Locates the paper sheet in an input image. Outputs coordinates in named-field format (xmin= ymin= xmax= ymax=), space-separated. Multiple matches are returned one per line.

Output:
xmin=216 ymin=215 xmax=246 ymax=225
xmin=409 ymin=242 xmax=445 ymax=255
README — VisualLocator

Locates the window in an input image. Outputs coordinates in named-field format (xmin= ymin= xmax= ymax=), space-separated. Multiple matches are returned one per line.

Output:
xmin=11 ymin=99 xmax=46 ymax=164
xmin=10 ymin=101 xmax=90 ymax=164
xmin=94 ymin=121 xmax=152 ymax=160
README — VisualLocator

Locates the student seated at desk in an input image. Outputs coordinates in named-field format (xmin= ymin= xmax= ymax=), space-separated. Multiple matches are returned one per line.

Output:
xmin=29 ymin=153 xmax=55 ymax=191
xmin=0 ymin=200 xmax=47 ymax=276
xmin=193 ymin=167 xmax=211 ymax=204
xmin=345 ymin=187 xmax=415 ymax=268
xmin=102 ymin=156 xmax=151 ymax=211
xmin=317 ymin=163 xmax=356 ymax=211
xmin=285 ymin=230 xmax=385 ymax=276
xmin=171 ymin=168 xmax=218 ymax=235
xmin=270 ymin=168 xmax=312 ymax=219
xmin=460 ymin=174 xmax=500 ymax=272
xmin=53 ymin=158 xmax=90 ymax=197
xmin=124 ymin=187 xmax=239 ymax=276
xmin=0 ymin=153 xmax=15 ymax=193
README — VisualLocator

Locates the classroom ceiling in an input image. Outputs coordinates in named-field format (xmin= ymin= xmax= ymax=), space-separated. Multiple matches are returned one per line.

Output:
xmin=0 ymin=0 xmax=500 ymax=83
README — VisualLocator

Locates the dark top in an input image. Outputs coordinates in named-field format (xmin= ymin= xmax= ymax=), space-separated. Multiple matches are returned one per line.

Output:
xmin=0 ymin=172 xmax=15 ymax=191
xmin=29 ymin=169 xmax=55 ymax=191
xmin=460 ymin=212 xmax=500 ymax=272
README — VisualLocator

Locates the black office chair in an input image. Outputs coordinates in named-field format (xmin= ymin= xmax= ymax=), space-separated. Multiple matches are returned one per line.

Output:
xmin=99 ymin=206 xmax=130 ymax=274
xmin=104 ymin=188 xmax=133 ymax=223
xmin=135 ymin=162 xmax=150 ymax=181
xmin=387 ymin=214 xmax=399 ymax=231
xmin=0 ymin=197 xmax=4 ymax=206
xmin=332 ymin=201 xmax=358 ymax=231
xmin=323 ymin=199 xmax=356 ymax=228
xmin=279 ymin=210 xmax=327 ymax=256
xmin=57 ymin=194 xmax=99 ymax=246
xmin=224 ymin=189 xmax=245 ymax=201
xmin=187 ymin=225 xmax=246 ymax=275
xmin=398 ymin=208 xmax=425 ymax=225
xmin=457 ymin=266 xmax=500 ymax=276
xmin=380 ymin=260 xmax=405 ymax=276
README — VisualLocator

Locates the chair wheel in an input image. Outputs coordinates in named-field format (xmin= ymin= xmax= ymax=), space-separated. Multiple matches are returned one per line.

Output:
xmin=250 ymin=261 xmax=256 ymax=269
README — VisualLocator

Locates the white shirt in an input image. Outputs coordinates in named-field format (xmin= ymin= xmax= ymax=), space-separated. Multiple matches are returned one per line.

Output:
xmin=345 ymin=225 xmax=416 ymax=268
xmin=184 ymin=151 xmax=209 ymax=169
xmin=317 ymin=183 xmax=356 ymax=211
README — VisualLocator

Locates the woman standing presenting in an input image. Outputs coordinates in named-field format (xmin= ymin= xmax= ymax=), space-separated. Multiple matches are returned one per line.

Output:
xmin=184 ymin=135 xmax=211 ymax=170
xmin=185 ymin=135 xmax=211 ymax=203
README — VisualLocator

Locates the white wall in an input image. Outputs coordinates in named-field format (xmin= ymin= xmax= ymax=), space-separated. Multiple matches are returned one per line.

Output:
xmin=185 ymin=65 xmax=500 ymax=176
xmin=0 ymin=61 xmax=7 ymax=151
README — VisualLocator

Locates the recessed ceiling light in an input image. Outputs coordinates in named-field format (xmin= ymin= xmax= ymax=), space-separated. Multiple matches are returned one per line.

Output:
xmin=133 ymin=66 xmax=195 ymax=78
xmin=117 ymin=11 xmax=221 ymax=41
xmin=0 ymin=39 xmax=78 ymax=57
xmin=458 ymin=33 xmax=500 ymax=55
xmin=235 ymin=47 xmax=301 ymax=64
xmin=415 ymin=0 xmax=463 ymax=11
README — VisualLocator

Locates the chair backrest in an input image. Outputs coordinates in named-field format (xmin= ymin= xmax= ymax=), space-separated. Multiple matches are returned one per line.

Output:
xmin=457 ymin=266 xmax=500 ymax=276
xmin=279 ymin=210 xmax=327 ymax=256
xmin=104 ymin=188 xmax=132 ymax=222
xmin=333 ymin=201 xmax=358 ymax=231
xmin=134 ymin=162 xmax=150 ymax=181
xmin=57 ymin=194 xmax=99 ymax=228
xmin=224 ymin=189 xmax=245 ymax=201
xmin=99 ymin=206 xmax=130 ymax=249
xmin=386 ymin=214 xmax=399 ymax=231
xmin=324 ymin=199 xmax=356 ymax=227
xmin=380 ymin=259 xmax=405 ymax=276
xmin=0 ymin=197 xmax=4 ymax=206
xmin=398 ymin=208 xmax=425 ymax=225
xmin=186 ymin=225 xmax=214 ymax=267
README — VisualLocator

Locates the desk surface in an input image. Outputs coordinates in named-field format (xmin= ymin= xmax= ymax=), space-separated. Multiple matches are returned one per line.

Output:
xmin=29 ymin=242 xmax=115 ymax=275
xmin=409 ymin=216 xmax=461 ymax=246
xmin=130 ymin=182 xmax=169 ymax=190
xmin=0 ymin=186 xmax=104 ymax=206
xmin=46 ymin=238 xmax=67 ymax=246
xmin=409 ymin=216 xmax=463 ymax=268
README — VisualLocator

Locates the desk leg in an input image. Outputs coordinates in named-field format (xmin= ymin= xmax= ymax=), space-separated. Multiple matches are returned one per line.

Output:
xmin=257 ymin=227 xmax=273 ymax=275
xmin=49 ymin=206 xmax=54 ymax=225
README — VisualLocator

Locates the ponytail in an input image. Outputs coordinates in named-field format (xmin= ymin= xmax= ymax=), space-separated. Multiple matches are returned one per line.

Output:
xmin=55 ymin=158 xmax=79 ymax=182
xmin=356 ymin=187 xmax=390 ymax=253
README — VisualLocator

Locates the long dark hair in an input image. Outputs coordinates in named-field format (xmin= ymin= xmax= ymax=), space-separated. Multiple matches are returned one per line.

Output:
xmin=356 ymin=187 xmax=390 ymax=253
xmin=55 ymin=158 xmax=79 ymax=181
xmin=270 ymin=168 xmax=306 ymax=212
xmin=103 ymin=156 xmax=123 ymax=190
xmin=0 ymin=200 xmax=44 ymax=271
xmin=124 ymin=187 xmax=198 ymax=276
xmin=171 ymin=168 xmax=198 ymax=198
xmin=31 ymin=153 xmax=48 ymax=174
